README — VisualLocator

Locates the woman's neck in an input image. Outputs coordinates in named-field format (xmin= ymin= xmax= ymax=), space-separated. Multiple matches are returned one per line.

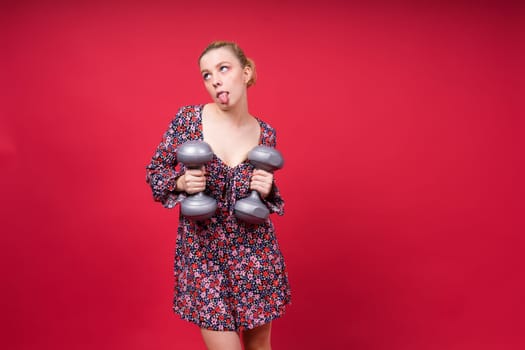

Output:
xmin=213 ymin=98 xmax=251 ymax=126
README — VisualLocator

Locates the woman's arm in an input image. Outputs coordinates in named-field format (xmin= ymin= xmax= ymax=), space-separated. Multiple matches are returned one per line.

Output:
xmin=145 ymin=109 xmax=186 ymax=209
xmin=254 ymin=126 xmax=285 ymax=216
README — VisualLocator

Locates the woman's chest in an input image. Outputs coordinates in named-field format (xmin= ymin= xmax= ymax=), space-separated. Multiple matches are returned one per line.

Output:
xmin=206 ymin=159 xmax=253 ymax=203
xmin=204 ymin=131 xmax=260 ymax=169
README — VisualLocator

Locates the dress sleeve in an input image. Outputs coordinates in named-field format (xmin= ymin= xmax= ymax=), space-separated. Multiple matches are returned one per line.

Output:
xmin=263 ymin=180 xmax=285 ymax=216
xmin=261 ymin=126 xmax=285 ymax=216
xmin=145 ymin=108 xmax=187 ymax=209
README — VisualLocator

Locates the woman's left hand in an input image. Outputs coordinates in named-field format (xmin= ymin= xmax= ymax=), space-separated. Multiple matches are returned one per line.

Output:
xmin=250 ymin=169 xmax=274 ymax=199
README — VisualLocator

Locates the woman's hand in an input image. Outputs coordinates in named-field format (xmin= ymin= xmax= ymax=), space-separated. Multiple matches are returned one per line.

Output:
xmin=176 ymin=166 xmax=207 ymax=194
xmin=250 ymin=169 xmax=274 ymax=199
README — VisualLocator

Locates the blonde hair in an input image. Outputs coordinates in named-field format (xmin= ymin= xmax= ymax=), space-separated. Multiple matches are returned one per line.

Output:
xmin=199 ymin=41 xmax=257 ymax=87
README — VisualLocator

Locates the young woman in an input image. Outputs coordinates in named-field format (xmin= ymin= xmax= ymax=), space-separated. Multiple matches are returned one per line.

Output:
xmin=146 ymin=41 xmax=291 ymax=350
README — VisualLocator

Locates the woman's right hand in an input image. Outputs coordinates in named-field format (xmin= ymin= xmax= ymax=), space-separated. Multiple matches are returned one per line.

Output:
xmin=176 ymin=166 xmax=207 ymax=194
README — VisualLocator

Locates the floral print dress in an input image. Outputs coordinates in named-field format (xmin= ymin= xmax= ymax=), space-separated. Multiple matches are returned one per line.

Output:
xmin=146 ymin=105 xmax=291 ymax=331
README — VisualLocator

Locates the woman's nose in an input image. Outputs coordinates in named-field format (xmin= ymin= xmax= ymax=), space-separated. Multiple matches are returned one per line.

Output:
xmin=212 ymin=77 xmax=222 ymax=88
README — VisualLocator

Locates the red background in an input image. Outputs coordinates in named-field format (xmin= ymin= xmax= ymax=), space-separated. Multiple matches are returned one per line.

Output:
xmin=2 ymin=1 xmax=524 ymax=349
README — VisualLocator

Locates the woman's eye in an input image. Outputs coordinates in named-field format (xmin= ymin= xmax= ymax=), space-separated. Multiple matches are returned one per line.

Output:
xmin=203 ymin=73 xmax=211 ymax=80
xmin=220 ymin=66 xmax=229 ymax=72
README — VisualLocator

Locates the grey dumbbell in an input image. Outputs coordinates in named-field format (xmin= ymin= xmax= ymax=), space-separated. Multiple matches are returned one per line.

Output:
xmin=234 ymin=145 xmax=284 ymax=224
xmin=177 ymin=141 xmax=217 ymax=220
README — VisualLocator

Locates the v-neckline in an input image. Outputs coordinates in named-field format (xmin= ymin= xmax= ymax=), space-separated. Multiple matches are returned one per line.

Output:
xmin=198 ymin=104 xmax=264 ymax=170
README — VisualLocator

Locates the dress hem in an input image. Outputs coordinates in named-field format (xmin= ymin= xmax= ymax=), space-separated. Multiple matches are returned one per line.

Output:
xmin=173 ymin=300 xmax=291 ymax=332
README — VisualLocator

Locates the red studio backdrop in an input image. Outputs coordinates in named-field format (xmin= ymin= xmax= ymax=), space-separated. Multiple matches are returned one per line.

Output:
xmin=2 ymin=1 xmax=524 ymax=349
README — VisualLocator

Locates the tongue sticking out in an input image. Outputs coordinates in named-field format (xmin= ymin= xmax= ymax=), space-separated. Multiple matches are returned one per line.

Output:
xmin=218 ymin=92 xmax=229 ymax=104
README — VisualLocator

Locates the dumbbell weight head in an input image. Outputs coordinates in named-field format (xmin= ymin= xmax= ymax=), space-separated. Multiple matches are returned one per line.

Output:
xmin=234 ymin=191 xmax=270 ymax=224
xmin=248 ymin=145 xmax=284 ymax=172
xmin=177 ymin=140 xmax=214 ymax=168
xmin=180 ymin=192 xmax=217 ymax=221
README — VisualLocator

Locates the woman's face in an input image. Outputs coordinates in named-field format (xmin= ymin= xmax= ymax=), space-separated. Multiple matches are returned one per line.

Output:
xmin=199 ymin=47 xmax=252 ymax=109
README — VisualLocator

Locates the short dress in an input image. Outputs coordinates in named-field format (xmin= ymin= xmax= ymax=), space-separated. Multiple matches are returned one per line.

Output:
xmin=146 ymin=105 xmax=291 ymax=331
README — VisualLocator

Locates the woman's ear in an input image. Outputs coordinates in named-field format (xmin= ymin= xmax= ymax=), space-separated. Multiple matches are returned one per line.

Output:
xmin=243 ymin=65 xmax=253 ymax=84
